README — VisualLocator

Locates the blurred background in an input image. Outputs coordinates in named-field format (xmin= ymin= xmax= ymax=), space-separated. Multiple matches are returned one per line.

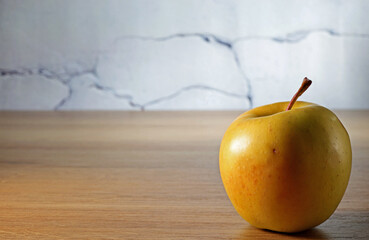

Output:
xmin=0 ymin=0 xmax=368 ymax=111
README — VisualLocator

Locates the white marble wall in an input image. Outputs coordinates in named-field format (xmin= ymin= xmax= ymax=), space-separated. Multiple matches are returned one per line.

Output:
xmin=0 ymin=0 xmax=368 ymax=110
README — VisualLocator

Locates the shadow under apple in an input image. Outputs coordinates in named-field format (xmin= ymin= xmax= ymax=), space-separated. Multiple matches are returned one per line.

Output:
xmin=236 ymin=225 xmax=330 ymax=240
xmin=234 ymin=210 xmax=369 ymax=240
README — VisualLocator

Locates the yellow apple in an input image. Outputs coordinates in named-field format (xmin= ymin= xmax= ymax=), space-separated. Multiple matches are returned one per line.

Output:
xmin=219 ymin=78 xmax=351 ymax=233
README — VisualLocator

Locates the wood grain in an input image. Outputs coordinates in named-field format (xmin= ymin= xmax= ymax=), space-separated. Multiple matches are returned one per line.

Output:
xmin=0 ymin=111 xmax=368 ymax=239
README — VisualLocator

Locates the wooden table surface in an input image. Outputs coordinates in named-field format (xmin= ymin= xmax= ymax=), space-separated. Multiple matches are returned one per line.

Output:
xmin=0 ymin=111 xmax=368 ymax=239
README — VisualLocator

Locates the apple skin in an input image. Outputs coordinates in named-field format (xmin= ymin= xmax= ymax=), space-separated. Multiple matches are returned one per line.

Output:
xmin=219 ymin=101 xmax=351 ymax=233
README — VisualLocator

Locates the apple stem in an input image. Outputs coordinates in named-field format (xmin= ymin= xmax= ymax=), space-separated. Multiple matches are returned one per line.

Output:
xmin=286 ymin=77 xmax=312 ymax=111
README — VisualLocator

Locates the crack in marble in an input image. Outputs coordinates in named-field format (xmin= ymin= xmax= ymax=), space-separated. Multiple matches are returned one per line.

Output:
xmin=0 ymin=66 xmax=74 ymax=110
xmin=53 ymin=84 xmax=73 ymax=110
xmin=231 ymin=48 xmax=253 ymax=108
xmin=90 ymin=82 xmax=248 ymax=111
xmin=53 ymin=57 xmax=100 ymax=110
xmin=234 ymin=28 xmax=369 ymax=43
xmin=0 ymin=63 xmax=97 ymax=82
xmin=142 ymin=84 xmax=248 ymax=109
xmin=0 ymin=59 xmax=139 ymax=110
xmin=0 ymin=58 xmax=99 ymax=110
xmin=2 ymin=28 xmax=369 ymax=110
xmin=116 ymin=33 xmax=254 ymax=108
xmin=113 ymin=29 xmax=369 ymax=110
xmin=89 ymin=82 xmax=143 ymax=109
xmin=0 ymin=68 xmax=33 ymax=76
